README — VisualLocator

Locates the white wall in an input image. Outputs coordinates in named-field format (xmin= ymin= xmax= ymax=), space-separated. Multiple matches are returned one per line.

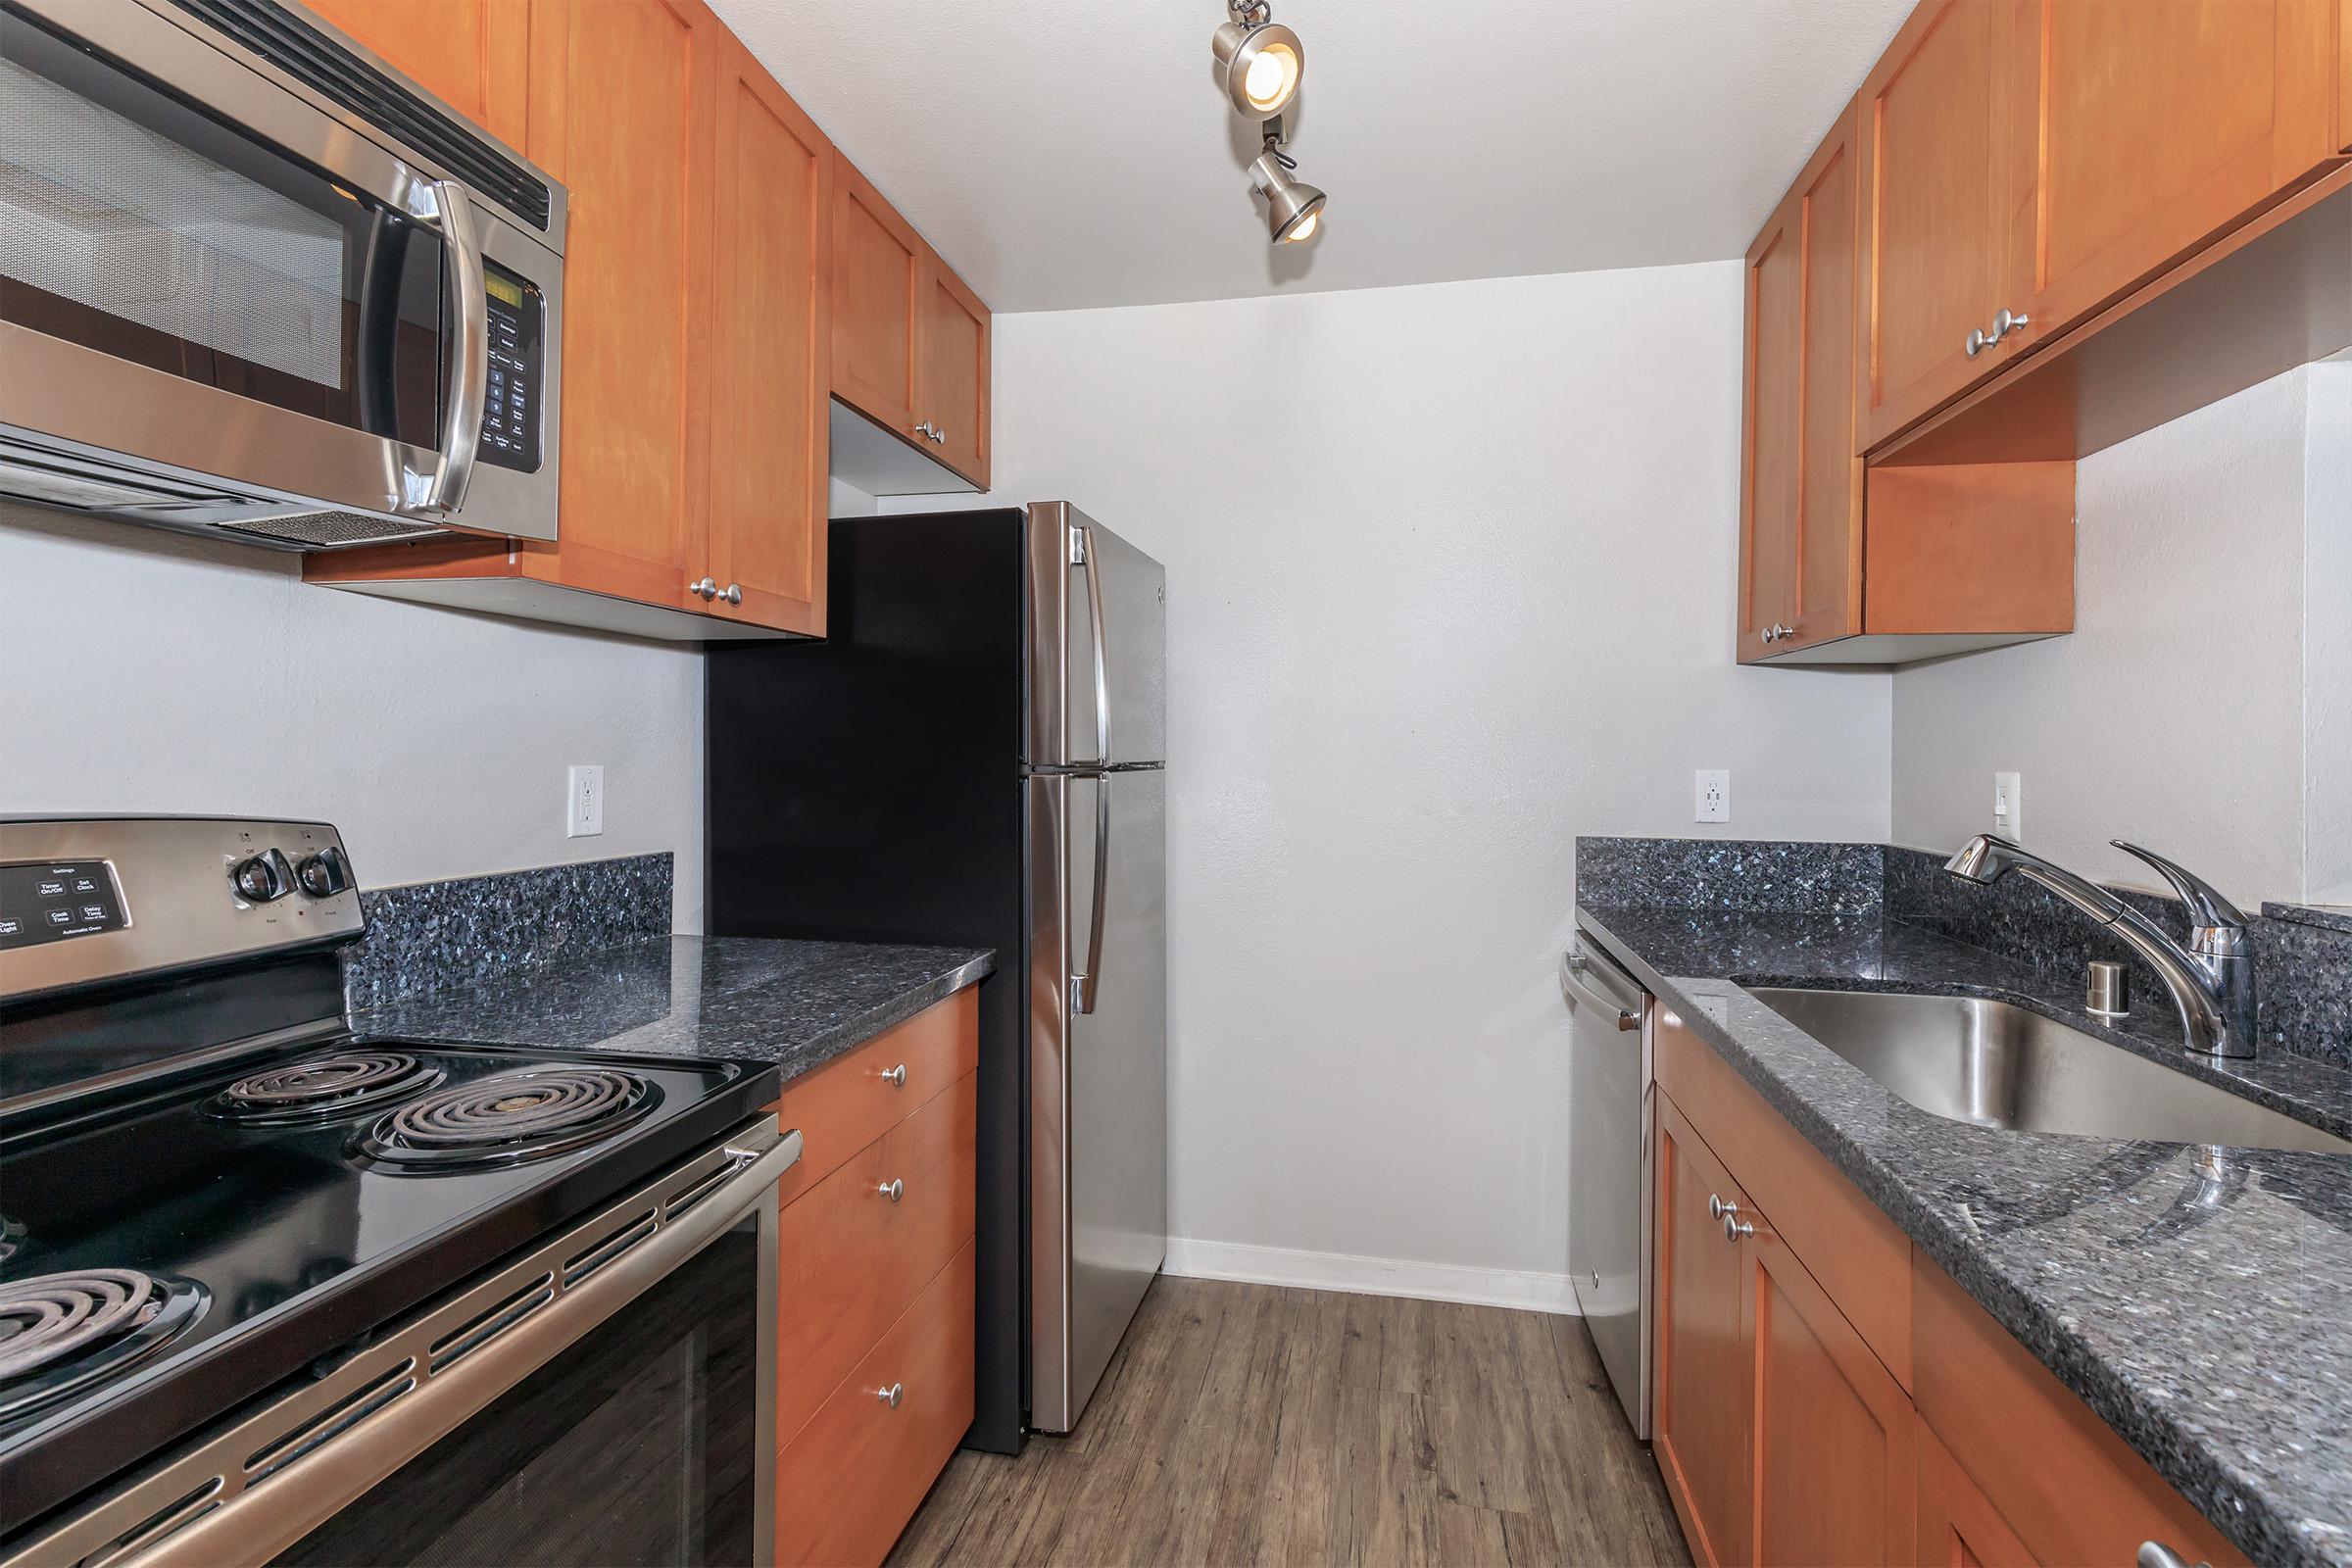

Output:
xmin=2305 ymin=362 xmax=2352 ymax=906
xmin=929 ymin=264 xmax=1892 ymax=1300
xmin=1890 ymin=366 xmax=2338 ymax=908
xmin=0 ymin=505 xmax=709 ymax=929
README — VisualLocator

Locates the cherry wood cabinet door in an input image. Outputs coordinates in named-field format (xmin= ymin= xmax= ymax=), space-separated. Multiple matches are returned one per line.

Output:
xmin=831 ymin=158 xmax=923 ymax=443
xmin=704 ymin=36 xmax=829 ymax=634
xmin=524 ymin=0 xmax=716 ymax=605
xmin=915 ymin=249 xmax=990 ymax=487
xmin=1653 ymin=1094 xmax=1751 ymax=1568
xmin=1740 ymin=102 xmax=1862 ymax=663
xmin=1918 ymin=1428 xmax=2038 ymax=1567
xmin=2017 ymin=0 xmax=2345 ymax=345
xmin=298 ymin=0 xmax=528 ymax=146
xmin=1744 ymin=1221 xmax=1917 ymax=1565
xmin=1855 ymin=0 xmax=2034 ymax=450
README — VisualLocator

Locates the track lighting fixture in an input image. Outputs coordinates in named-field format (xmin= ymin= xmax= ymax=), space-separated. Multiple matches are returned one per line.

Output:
xmin=1210 ymin=1 xmax=1305 ymax=120
xmin=1250 ymin=138 xmax=1326 ymax=245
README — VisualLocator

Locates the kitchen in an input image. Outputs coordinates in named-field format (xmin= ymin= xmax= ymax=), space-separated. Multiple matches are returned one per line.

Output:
xmin=0 ymin=1 xmax=2347 ymax=1565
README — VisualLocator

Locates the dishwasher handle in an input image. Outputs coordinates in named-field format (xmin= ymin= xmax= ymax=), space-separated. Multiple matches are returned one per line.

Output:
xmin=1562 ymin=944 xmax=1643 ymax=1031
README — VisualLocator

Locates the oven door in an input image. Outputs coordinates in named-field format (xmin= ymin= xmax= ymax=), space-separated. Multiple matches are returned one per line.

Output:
xmin=3 ymin=1121 xmax=796 ymax=1568
xmin=0 ymin=0 xmax=562 ymax=542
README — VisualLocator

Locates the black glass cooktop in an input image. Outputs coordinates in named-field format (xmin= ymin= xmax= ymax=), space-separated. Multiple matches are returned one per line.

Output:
xmin=0 ymin=1036 xmax=773 ymax=1535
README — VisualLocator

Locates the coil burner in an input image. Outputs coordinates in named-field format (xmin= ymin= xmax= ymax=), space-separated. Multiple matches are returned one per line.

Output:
xmin=0 ymin=1269 xmax=208 ymax=1423
xmin=355 ymin=1067 xmax=659 ymax=1172
xmin=207 ymin=1051 xmax=445 ymax=1124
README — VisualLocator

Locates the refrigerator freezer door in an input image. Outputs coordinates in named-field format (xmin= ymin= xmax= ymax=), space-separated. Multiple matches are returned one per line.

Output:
xmin=1564 ymin=935 xmax=1653 ymax=1439
xmin=1027 ymin=502 xmax=1167 ymax=770
xmin=1027 ymin=766 xmax=1167 ymax=1433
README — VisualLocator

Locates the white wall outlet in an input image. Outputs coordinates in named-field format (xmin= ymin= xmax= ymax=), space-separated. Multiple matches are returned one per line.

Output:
xmin=1694 ymin=768 xmax=1732 ymax=823
xmin=1992 ymin=770 xmax=2022 ymax=841
xmin=567 ymin=764 xmax=605 ymax=839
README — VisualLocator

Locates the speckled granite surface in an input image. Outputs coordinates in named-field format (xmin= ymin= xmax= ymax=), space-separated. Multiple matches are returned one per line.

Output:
xmin=1576 ymin=900 xmax=2352 ymax=1568
xmin=2272 ymin=904 xmax=2352 ymax=937
xmin=1576 ymin=836 xmax=1886 ymax=914
xmin=342 ymin=854 xmax=673 ymax=1008
xmin=352 ymin=935 xmax=993 ymax=1086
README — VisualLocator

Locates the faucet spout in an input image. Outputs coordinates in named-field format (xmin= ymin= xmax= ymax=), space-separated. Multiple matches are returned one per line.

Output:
xmin=1941 ymin=835 xmax=2255 ymax=1059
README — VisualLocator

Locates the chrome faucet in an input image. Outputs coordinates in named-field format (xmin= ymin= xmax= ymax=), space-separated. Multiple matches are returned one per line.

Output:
xmin=1942 ymin=835 xmax=2258 ymax=1059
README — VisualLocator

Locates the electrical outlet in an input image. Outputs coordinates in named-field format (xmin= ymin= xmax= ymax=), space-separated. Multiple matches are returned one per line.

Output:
xmin=1694 ymin=768 xmax=1732 ymax=824
xmin=567 ymin=764 xmax=604 ymax=839
xmin=1992 ymin=770 xmax=2022 ymax=841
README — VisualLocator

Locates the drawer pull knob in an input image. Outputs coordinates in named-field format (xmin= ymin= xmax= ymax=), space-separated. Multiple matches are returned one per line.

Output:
xmin=1707 ymin=1194 xmax=1737 ymax=1221
xmin=879 ymin=1178 xmax=905 ymax=1203
xmin=881 ymin=1063 xmax=907 ymax=1088
xmin=878 ymin=1382 xmax=905 ymax=1409
xmin=2137 ymin=1544 xmax=2206 ymax=1568
xmin=1723 ymin=1212 xmax=1755 ymax=1242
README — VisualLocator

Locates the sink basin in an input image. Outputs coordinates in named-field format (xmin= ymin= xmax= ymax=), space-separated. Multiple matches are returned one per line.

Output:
xmin=1746 ymin=988 xmax=2352 ymax=1153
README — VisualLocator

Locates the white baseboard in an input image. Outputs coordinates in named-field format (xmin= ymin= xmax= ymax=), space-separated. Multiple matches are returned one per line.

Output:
xmin=1162 ymin=1238 xmax=1579 ymax=1315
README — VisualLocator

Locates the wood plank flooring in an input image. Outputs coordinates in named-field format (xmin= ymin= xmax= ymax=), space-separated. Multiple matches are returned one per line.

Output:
xmin=887 ymin=1276 xmax=1689 ymax=1567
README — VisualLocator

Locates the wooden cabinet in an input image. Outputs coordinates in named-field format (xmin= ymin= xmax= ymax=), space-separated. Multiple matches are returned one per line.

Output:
xmin=296 ymin=0 xmax=528 ymax=146
xmin=703 ymin=31 xmax=830 ymax=635
xmin=1649 ymin=1003 xmax=2253 ymax=1568
xmin=1854 ymin=0 xmax=2032 ymax=451
xmin=1740 ymin=103 xmax=1863 ymax=661
xmin=1652 ymin=1097 xmax=1750 ymax=1568
xmin=830 ymin=161 xmax=993 ymax=490
xmin=765 ymin=988 xmax=979 ymax=1568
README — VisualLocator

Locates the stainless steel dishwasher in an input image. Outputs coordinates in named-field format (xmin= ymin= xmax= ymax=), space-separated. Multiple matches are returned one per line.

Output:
xmin=1562 ymin=929 xmax=1653 ymax=1439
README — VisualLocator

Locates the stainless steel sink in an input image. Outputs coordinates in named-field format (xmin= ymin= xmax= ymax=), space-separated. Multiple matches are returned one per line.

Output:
xmin=1746 ymin=988 xmax=2352 ymax=1154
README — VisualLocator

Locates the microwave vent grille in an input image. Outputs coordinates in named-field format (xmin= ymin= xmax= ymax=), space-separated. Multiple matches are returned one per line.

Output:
xmin=217 ymin=510 xmax=445 ymax=548
xmin=165 ymin=0 xmax=553 ymax=232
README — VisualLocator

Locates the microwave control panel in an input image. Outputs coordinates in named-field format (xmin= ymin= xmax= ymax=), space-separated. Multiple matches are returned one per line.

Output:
xmin=477 ymin=262 xmax=545 ymax=473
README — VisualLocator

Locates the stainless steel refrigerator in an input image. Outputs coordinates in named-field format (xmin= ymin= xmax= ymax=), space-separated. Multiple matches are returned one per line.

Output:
xmin=707 ymin=501 xmax=1167 ymax=1448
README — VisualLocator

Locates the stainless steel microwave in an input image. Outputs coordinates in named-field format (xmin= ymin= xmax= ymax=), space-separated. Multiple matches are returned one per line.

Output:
xmin=0 ymin=0 xmax=564 ymax=548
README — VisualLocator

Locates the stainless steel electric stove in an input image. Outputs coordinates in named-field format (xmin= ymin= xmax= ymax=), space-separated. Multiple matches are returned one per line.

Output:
xmin=0 ymin=817 xmax=796 ymax=1566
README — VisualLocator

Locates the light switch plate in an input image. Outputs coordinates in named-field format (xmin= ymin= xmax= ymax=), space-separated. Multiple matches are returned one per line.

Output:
xmin=1993 ymin=770 xmax=2022 ymax=841
xmin=1694 ymin=769 xmax=1731 ymax=823
xmin=567 ymin=764 xmax=604 ymax=838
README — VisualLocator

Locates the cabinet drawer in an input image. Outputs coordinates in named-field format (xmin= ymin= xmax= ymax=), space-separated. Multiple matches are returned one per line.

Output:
xmin=767 ymin=988 xmax=979 ymax=1203
xmin=1654 ymin=1005 xmax=1913 ymax=1385
xmin=776 ymin=1070 xmax=976 ymax=1446
xmin=1912 ymin=1252 xmax=2248 ymax=1568
xmin=775 ymin=1238 xmax=977 ymax=1568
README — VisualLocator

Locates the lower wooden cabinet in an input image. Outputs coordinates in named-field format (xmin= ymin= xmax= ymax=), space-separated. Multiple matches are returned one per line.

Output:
xmin=1651 ymin=1005 xmax=2249 ymax=1568
xmin=764 ymin=988 xmax=979 ymax=1568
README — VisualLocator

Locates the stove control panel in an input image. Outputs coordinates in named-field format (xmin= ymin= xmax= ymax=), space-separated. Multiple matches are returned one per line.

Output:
xmin=0 ymin=859 xmax=126 ymax=948
xmin=0 ymin=818 xmax=366 ymax=1003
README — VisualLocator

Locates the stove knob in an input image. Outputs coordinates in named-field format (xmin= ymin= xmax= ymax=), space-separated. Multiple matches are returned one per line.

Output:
xmin=296 ymin=846 xmax=353 ymax=899
xmin=230 ymin=849 xmax=295 ymax=904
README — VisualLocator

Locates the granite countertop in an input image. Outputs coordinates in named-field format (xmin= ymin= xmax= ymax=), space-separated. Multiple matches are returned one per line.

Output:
xmin=351 ymin=935 xmax=994 ymax=1090
xmin=1577 ymin=903 xmax=2352 ymax=1568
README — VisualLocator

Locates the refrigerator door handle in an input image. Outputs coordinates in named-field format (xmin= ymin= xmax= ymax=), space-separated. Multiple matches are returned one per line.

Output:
xmin=1078 ymin=524 xmax=1112 ymax=768
xmin=1069 ymin=775 xmax=1111 ymax=1014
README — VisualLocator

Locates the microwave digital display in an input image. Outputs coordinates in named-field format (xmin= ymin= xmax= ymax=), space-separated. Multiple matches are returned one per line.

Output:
xmin=477 ymin=260 xmax=545 ymax=474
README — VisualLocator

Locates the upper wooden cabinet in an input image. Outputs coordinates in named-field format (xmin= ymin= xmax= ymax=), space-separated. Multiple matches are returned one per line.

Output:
xmin=1740 ymin=104 xmax=1863 ymax=662
xmin=831 ymin=161 xmax=993 ymax=490
xmin=299 ymin=0 xmax=528 ymax=147
xmin=1854 ymin=0 xmax=2033 ymax=451
xmin=704 ymin=31 xmax=830 ymax=636
xmin=2016 ymin=0 xmax=2345 ymax=349
xmin=1857 ymin=0 xmax=2350 ymax=452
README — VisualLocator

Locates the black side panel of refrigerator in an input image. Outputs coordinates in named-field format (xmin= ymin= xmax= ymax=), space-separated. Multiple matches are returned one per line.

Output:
xmin=706 ymin=507 xmax=1031 ymax=1454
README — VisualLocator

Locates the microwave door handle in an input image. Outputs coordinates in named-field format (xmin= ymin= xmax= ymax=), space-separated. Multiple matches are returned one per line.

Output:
xmin=416 ymin=178 xmax=487 ymax=517
xmin=1078 ymin=524 xmax=1111 ymax=767
xmin=1069 ymin=776 xmax=1111 ymax=1015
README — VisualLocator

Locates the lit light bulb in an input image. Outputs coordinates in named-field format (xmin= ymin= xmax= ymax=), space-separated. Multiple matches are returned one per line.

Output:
xmin=1281 ymin=208 xmax=1319 ymax=243
xmin=1243 ymin=44 xmax=1298 ymax=113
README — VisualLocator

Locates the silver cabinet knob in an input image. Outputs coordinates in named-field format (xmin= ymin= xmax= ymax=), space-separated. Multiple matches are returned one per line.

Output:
xmin=877 ymin=1382 xmax=905 ymax=1409
xmin=1993 ymin=306 xmax=2032 ymax=341
xmin=2137 ymin=1544 xmax=2205 ymax=1568
xmin=721 ymin=583 xmax=742 ymax=606
xmin=1724 ymin=1212 xmax=1755 ymax=1242
xmin=930 ymin=425 xmax=946 ymax=445
xmin=879 ymin=1178 xmax=905 ymax=1203
xmin=912 ymin=420 xmax=938 ymax=442
xmin=691 ymin=576 xmax=717 ymax=601
xmin=1966 ymin=325 xmax=1991 ymax=358
xmin=881 ymin=1062 xmax=907 ymax=1088
xmin=1708 ymin=1195 xmax=1736 ymax=1221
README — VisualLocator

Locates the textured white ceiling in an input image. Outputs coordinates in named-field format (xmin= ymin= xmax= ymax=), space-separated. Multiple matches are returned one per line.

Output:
xmin=709 ymin=0 xmax=1911 ymax=313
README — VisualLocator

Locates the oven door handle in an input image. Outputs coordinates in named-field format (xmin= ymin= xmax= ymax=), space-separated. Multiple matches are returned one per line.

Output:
xmin=412 ymin=177 xmax=489 ymax=519
xmin=17 ymin=1120 xmax=800 ymax=1568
